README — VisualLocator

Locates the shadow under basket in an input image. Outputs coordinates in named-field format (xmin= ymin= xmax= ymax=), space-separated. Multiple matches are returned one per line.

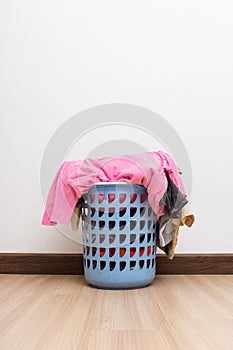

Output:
xmin=82 ymin=182 xmax=157 ymax=289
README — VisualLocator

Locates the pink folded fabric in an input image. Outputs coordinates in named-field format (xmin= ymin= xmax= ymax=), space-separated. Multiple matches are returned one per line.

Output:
xmin=42 ymin=151 xmax=186 ymax=226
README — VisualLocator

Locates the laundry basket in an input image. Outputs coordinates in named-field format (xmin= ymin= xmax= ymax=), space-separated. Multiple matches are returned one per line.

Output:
xmin=82 ymin=182 xmax=157 ymax=289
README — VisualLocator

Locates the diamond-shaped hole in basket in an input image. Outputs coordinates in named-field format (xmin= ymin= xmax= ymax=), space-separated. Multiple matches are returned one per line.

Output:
xmin=130 ymin=247 xmax=136 ymax=257
xmin=147 ymin=259 xmax=151 ymax=268
xmin=148 ymin=220 xmax=152 ymax=229
xmin=100 ymin=261 xmax=106 ymax=270
xmin=119 ymin=207 xmax=126 ymax=217
xmin=92 ymin=247 xmax=97 ymax=257
xmin=108 ymin=207 xmax=115 ymax=217
xmin=108 ymin=193 xmax=115 ymax=203
xmin=147 ymin=233 xmax=152 ymax=243
xmin=119 ymin=193 xmax=127 ymax=203
xmin=99 ymin=235 xmax=105 ymax=244
xmin=140 ymin=220 xmax=145 ymax=230
xmin=109 ymin=247 xmax=116 ymax=257
xmin=99 ymin=221 xmax=105 ymax=229
xmin=130 ymin=220 xmax=137 ymax=230
xmin=140 ymin=193 xmax=147 ymax=204
xmin=100 ymin=247 xmax=106 ymax=257
xmin=89 ymin=194 xmax=95 ymax=203
xmin=152 ymin=258 xmax=155 ymax=267
xmin=119 ymin=234 xmax=126 ymax=244
xmin=109 ymin=221 xmax=116 ymax=230
xmin=98 ymin=194 xmax=104 ymax=204
xmin=119 ymin=247 xmax=126 ymax=258
xmin=147 ymin=246 xmax=151 ymax=256
xmin=99 ymin=208 xmax=105 ymax=217
xmin=92 ymin=260 xmax=97 ymax=270
xmin=119 ymin=221 xmax=126 ymax=230
xmin=90 ymin=208 xmax=96 ymax=217
xmin=130 ymin=208 xmax=137 ymax=217
xmin=130 ymin=194 xmax=137 ymax=204
xmin=130 ymin=261 xmax=136 ymax=270
xmin=139 ymin=260 xmax=145 ymax=269
xmin=130 ymin=234 xmax=136 ymax=244
xmin=91 ymin=234 xmax=96 ymax=243
xmin=139 ymin=247 xmax=145 ymax=256
xmin=109 ymin=234 xmax=116 ymax=244
xmin=91 ymin=220 xmax=96 ymax=229
xmin=119 ymin=261 xmax=126 ymax=271
xmin=139 ymin=234 xmax=145 ymax=243
xmin=109 ymin=261 xmax=116 ymax=271
xmin=140 ymin=207 xmax=146 ymax=216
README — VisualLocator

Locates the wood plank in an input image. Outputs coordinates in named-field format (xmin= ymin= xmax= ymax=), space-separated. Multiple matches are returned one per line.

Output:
xmin=0 ymin=275 xmax=232 ymax=350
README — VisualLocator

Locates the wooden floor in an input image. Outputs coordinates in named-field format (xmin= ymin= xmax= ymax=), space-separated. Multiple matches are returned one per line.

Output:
xmin=0 ymin=275 xmax=233 ymax=350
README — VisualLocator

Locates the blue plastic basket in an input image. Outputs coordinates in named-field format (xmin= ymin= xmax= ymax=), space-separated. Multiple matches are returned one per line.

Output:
xmin=82 ymin=182 xmax=157 ymax=289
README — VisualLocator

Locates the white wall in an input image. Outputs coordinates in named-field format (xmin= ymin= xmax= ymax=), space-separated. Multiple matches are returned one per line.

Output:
xmin=0 ymin=0 xmax=232 ymax=253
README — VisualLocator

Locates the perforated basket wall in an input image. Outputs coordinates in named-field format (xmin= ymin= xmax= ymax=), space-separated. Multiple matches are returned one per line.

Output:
xmin=82 ymin=183 xmax=157 ymax=289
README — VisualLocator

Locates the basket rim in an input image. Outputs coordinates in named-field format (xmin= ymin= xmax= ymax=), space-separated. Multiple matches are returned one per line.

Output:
xmin=94 ymin=182 xmax=129 ymax=185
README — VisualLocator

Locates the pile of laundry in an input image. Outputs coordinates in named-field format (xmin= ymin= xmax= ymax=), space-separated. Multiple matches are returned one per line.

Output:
xmin=42 ymin=151 xmax=195 ymax=259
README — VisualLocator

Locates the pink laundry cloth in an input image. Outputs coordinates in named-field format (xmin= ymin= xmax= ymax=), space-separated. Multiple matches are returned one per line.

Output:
xmin=42 ymin=151 xmax=186 ymax=226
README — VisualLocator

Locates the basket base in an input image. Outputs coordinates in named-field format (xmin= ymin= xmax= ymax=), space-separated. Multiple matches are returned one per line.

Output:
xmin=84 ymin=272 xmax=156 ymax=290
xmin=87 ymin=281 xmax=154 ymax=290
